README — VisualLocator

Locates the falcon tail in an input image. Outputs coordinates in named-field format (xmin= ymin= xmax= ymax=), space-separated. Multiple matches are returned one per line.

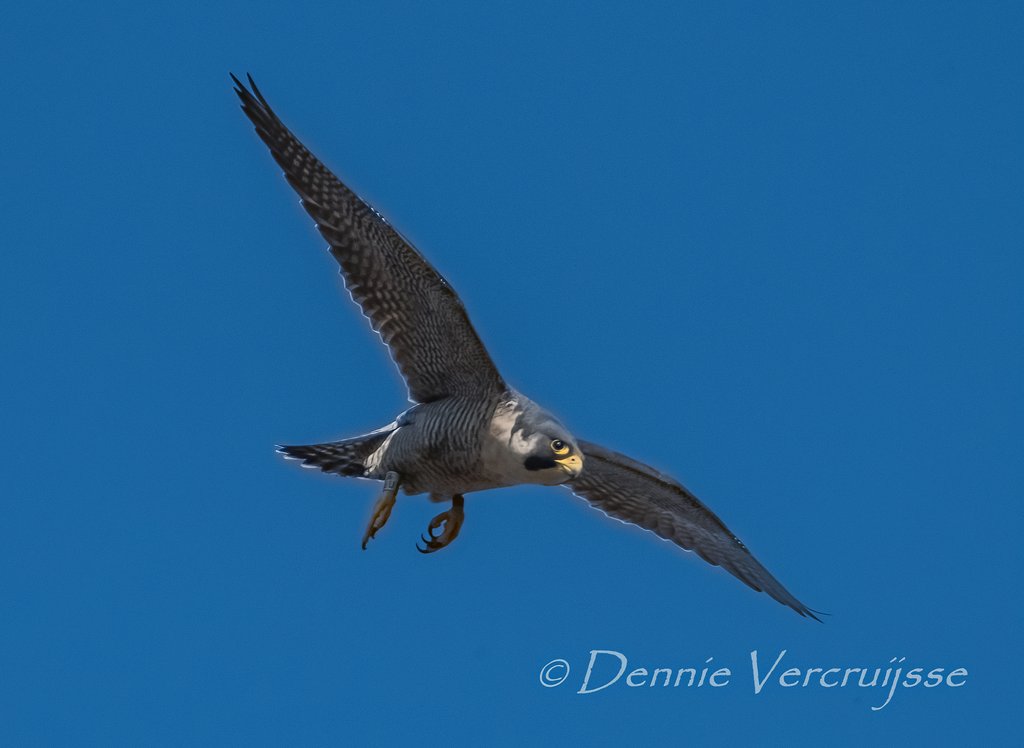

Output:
xmin=277 ymin=428 xmax=394 ymax=478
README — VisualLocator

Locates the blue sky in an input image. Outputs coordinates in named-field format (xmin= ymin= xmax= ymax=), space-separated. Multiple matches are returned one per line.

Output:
xmin=2 ymin=1 xmax=1021 ymax=744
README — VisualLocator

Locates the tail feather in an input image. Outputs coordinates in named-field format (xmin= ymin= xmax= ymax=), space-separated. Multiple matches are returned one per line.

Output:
xmin=277 ymin=429 xmax=392 ymax=478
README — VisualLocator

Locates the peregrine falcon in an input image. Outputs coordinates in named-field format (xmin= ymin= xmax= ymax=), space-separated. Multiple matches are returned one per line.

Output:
xmin=232 ymin=74 xmax=821 ymax=620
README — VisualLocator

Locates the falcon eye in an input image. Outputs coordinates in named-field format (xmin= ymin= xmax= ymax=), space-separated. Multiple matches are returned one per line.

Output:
xmin=551 ymin=439 xmax=569 ymax=455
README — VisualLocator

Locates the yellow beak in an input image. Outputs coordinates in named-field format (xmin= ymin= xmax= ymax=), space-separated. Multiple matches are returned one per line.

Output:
xmin=554 ymin=453 xmax=583 ymax=477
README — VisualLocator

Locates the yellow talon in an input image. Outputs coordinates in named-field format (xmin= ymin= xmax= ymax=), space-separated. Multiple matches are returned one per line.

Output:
xmin=361 ymin=472 xmax=401 ymax=549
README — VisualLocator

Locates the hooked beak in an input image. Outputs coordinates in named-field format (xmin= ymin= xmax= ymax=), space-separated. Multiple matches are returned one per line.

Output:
xmin=554 ymin=453 xmax=583 ymax=478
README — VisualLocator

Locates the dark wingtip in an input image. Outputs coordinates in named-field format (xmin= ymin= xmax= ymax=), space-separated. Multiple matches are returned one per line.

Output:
xmin=230 ymin=72 xmax=282 ymax=136
xmin=243 ymin=72 xmax=272 ymax=109
xmin=230 ymin=71 xmax=255 ymax=108
xmin=802 ymin=606 xmax=829 ymax=623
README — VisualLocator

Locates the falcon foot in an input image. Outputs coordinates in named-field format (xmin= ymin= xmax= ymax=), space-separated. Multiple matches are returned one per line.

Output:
xmin=417 ymin=494 xmax=465 ymax=553
xmin=361 ymin=471 xmax=401 ymax=550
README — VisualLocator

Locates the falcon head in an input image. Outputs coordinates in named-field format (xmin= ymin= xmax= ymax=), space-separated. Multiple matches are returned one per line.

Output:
xmin=490 ymin=394 xmax=583 ymax=485
xmin=522 ymin=434 xmax=583 ymax=480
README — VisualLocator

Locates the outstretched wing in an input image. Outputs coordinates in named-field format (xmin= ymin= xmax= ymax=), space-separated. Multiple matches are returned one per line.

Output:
xmin=567 ymin=440 xmax=821 ymax=620
xmin=232 ymin=74 xmax=506 ymax=404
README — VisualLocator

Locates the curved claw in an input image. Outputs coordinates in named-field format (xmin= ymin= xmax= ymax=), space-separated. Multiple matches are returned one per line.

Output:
xmin=417 ymin=533 xmax=448 ymax=554
xmin=417 ymin=529 xmax=446 ymax=553
xmin=415 ymin=495 xmax=464 ymax=554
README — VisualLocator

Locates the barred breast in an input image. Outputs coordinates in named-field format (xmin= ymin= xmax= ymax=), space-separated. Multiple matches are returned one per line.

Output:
xmin=379 ymin=396 xmax=504 ymax=495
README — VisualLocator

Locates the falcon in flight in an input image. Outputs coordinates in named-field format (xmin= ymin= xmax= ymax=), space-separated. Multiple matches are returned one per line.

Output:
xmin=233 ymin=74 xmax=820 ymax=620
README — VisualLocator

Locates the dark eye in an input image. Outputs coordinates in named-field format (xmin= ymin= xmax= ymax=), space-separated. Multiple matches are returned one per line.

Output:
xmin=551 ymin=439 xmax=569 ymax=455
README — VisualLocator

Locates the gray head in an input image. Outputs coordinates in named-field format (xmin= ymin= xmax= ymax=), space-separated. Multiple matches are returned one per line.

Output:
xmin=490 ymin=393 xmax=583 ymax=485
